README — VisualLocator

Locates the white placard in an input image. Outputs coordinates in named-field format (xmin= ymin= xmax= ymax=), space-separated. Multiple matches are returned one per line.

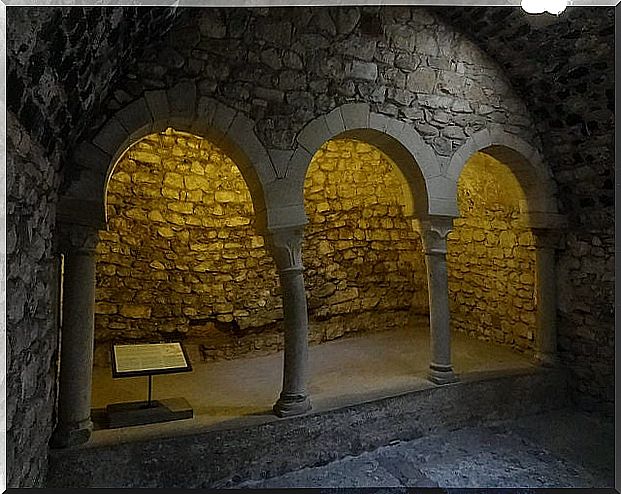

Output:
xmin=113 ymin=342 xmax=190 ymax=374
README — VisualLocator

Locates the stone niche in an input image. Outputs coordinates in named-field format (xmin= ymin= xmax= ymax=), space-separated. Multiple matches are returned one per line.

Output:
xmin=447 ymin=152 xmax=537 ymax=353
xmin=94 ymin=130 xmax=429 ymax=365
xmin=303 ymin=139 xmax=428 ymax=343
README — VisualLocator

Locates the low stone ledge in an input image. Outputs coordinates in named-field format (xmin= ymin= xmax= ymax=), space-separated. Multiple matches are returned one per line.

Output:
xmin=46 ymin=368 xmax=568 ymax=488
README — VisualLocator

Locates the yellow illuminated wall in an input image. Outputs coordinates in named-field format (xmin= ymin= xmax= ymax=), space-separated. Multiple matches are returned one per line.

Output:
xmin=95 ymin=131 xmax=429 ymax=364
xmin=447 ymin=152 xmax=537 ymax=352
xmin=96 ymin=129 xmax=281 ymax=363
xmin=303 ymin=139 xmax=428 ymax=343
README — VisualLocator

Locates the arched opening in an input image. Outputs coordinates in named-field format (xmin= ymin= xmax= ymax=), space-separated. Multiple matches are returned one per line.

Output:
xmin=304 ymin=138 xmax=428 ymax=340
xmin=91 ymin=128 xmax=283 ymax=419
xmin=302 ymin=136 xmax=430 ymax=393
xmin=447 ymin=151 xmax=538 ymax=365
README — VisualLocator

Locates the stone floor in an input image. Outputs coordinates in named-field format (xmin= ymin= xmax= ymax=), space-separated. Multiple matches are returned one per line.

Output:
xmin=238 ymin=408 xmax=614 ymax=489
xmin=91 ymin=324 xmax=536 ymax=440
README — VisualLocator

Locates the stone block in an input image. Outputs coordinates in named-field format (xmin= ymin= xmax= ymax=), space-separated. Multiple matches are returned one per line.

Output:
xmin=442 ymin=126 xmax=467 ymax=140
xmin=297 ymin=116 xmax=330 ymax=155
xmin=115 ymin=98 xmax=153 ymax=141
xmin=191 ymin=97 xmax=218 ymax=134
xmin=227 ymin=112 xmax=276 ymax=184
xmin=163 ymin=172 xmax=184 ymax=189
xmin=386 ymin=88 xmax=415 ymax=106
xmin=406 ymin=68 xmax=437 ymax=93
xmin=144 ymin=90 xmax=171 ymax=129
xmin=198 ymin=11 xmax=227 ymax=38
xmin=254 ymin=87 xmax=285 ymax=103
xmin=119 ymin=304 xmax=152 ymax=319
xmin=345 ymin=60 xmax=378 ymax=82
xmin=73 ymin=141 xmax=111 ymax=180
xmin=213 ymin=102 xmax=237 ymax=135
xmin=335 ymin=36 xmax=377 ymax=61
xmin=325 ymin=107 xmax=345 ymax=136
xmin=168 ymin=80 xmax=197 ymax=122
xmin=341 ymin=103 xmax=370 ymax=131
xmin=92 ymin=117 xmax=129 ymax=158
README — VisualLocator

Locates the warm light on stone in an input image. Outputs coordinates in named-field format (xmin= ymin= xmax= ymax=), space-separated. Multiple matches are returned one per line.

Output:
xmin=448 ymin=152 xmax=537 ymax=352
xmin=96 ymin=132 xmax=430 ymax=364
xmin=304 ymin=138 xmax=429 ymax=339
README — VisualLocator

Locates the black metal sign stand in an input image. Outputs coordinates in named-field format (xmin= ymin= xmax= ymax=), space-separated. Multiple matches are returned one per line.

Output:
xmin=106 ymin=342 xmax=194 ymax=428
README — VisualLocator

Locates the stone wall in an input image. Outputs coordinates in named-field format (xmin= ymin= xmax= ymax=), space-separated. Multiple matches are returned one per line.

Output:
xmin=95 ymin=132 xmax=427 ymax=362
xmin=90 ymin=7 xmax=539 ymax=161
xmin=7 ymin=112 xmax=61 ymax=487
xmin=437 ymin=5 xmax=614 ymax=413
xmin=304 ymin=139 xmax=428 ymax=342
xmin=95 ymin=128 xmax=280 ymax=363
xmin=447 ymin=153 xmax=536 ymax=353
xmin=7 ymin=7 xmax=178 ymax=158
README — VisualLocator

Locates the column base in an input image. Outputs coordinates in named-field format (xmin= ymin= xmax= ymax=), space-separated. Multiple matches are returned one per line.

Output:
xmin=428 ymin=364 xmax=458 ymax=385
xmin=273 ymin=393 xmax=312 ymax=418
xmin=534 ymin=352 xmax=559 ymax=368
xmin=50 ymin=419 xmax=93 ymax=449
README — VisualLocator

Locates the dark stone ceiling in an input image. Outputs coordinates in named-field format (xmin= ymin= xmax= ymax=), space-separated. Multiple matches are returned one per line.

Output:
xmin=434 ymin=6 xmax=614 ymax=166
xmin=7 ymin=6 xmax=615 ymax=187
xmin=7 ymin=6 xmax=180 ymax=158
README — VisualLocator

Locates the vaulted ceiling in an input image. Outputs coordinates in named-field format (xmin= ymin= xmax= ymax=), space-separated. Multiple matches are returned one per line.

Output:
xmin=7 ymin=5 xmax=615 ymax=188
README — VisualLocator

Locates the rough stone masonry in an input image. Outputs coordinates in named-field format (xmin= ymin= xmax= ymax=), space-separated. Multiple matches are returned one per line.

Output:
xmin=95 ymin=130 xmax=428 ymax=363
xmin=6 ymin=5 xmax=614 ymax=488
xmin=95 ymin=129 xmax=537 ymax=364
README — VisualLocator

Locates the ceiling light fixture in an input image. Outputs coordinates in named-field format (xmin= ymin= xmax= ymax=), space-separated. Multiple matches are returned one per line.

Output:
xmin=521 ymin=0 xmax=569 ymax=15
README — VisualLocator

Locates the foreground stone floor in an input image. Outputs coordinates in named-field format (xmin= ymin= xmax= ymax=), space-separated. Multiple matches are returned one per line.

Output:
xmin=238 ymin=408 xmax=614 ymax=489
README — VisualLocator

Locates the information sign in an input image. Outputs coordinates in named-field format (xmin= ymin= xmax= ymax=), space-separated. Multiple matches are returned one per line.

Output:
xmin=111 ymin=342 xmax=192 ymax=378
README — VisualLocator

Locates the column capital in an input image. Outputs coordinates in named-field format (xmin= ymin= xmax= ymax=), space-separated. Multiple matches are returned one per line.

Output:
xmin=265 ymin=225 xmax=305 ymax=273
xmin=412 ymin=215 xmax=454 ymax=255
xmin=58 ymin=222 xmax=100 ymax=255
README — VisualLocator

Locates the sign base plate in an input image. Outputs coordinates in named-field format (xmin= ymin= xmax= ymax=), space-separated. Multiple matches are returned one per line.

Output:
xmin=106 ymin=398 xmax=193 ymax=428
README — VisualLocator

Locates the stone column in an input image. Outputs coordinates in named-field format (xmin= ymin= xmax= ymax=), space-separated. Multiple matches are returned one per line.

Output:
xmin=266 ymin=226 xmax=312 ymax=417
xmin=532 ymin=228 xmax=561 ymax=367
xmin=51 ymin=223 xmax=99 ymax=448
xmin=419 ymin=217 xmax=458 ymax=385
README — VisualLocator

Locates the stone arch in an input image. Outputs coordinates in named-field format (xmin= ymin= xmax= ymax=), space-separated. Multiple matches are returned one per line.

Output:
xmin=446 ymin=129 xmax=559 ymax=218
xmin=59 ymin=81 xmax=277 ymax=230
xmin=279 ymin=103 xmax=451 ymax=225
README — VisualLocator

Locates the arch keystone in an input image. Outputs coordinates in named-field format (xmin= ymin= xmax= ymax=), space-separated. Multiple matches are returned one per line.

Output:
xmin=340 ymin=102 xmax=370 ymax=129
xmin=368 ymin=112 xmax=390 ymax=134
xmin=167 ymin=80 xmax=197 ymax=127
xmin=144 ymin=89 xmax=171 ymax=132
xmin=325 ymin=106 xmax=345 ymax=135
xmin=190 ymin=96 xmax=218 ymax=135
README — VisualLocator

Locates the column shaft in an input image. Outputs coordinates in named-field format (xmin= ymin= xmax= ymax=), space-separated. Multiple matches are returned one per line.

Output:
xmin=278 ymin=269 xmax=310 ymax=407
xmin=426 ymin=251 xmax=452 ymax=373
xmin=534 ymin=241 xmax=559 ymax=366
xmin=267 ymin=227 xmax=312 ymax=417
xmin=420 ymin=219 xmax=457 ymax=385
xmin=51 ymin=225 xmax=98 ymax=448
